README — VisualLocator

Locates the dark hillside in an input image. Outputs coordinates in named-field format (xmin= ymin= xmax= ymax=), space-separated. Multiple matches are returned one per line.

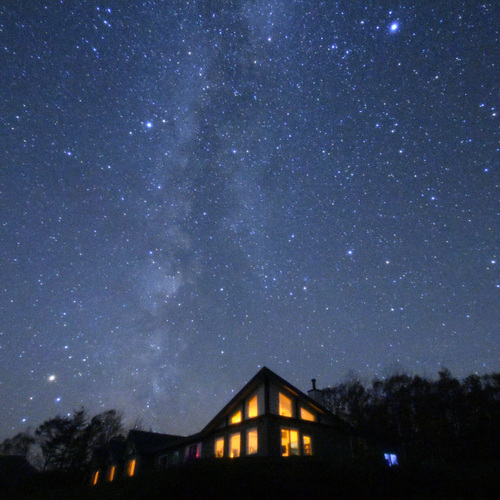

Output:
xmin=4 ymin=458 xmax=499 ymax=499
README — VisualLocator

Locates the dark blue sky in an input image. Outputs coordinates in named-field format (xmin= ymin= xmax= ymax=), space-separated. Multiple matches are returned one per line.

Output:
xmin=1 ymin=1 xmax=498 ymax=439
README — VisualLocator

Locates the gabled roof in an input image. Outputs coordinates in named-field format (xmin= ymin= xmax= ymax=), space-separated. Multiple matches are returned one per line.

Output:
xmin=107 ymin=436 xmax=127 ymax=462
xmin=90 ymin=436 xmax=127 ymax=468
xmin=127 ymin=429 xmax=186 ymax=456
xmin=201 ymin=366 xmax=344 ymax=434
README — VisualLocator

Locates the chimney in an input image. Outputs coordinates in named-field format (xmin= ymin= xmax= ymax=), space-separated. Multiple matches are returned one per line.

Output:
xmin=308 ymin=377 xmax=324 ymax=405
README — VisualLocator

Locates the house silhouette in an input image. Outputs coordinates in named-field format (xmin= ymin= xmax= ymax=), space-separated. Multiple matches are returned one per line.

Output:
xmin=91 ymin=366 xmax=396 ymax=484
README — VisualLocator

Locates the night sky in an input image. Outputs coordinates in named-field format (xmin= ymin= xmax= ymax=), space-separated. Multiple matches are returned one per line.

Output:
xmin=1 ymin=1 xmax=498 ymax=440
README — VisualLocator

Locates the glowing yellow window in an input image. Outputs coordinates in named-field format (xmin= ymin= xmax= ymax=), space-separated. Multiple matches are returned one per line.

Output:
xmin=247 ymin=428 xmax=258 ymax=455
xmin=247 ymin=394 xmax=258 ymax=418
xmin=108 ymin=465 xmax=115 ymax=482
xmin=127 ymin=458 xmax=136 ymax=477
xmin=230 ymin=433 xmax=241 ymax=458
xmin=92 ymin=470 xmax=99 ymax=485
xmin=279 ymin=393 xmax=292 ymax=417
xmin=281 ymin=428 xmax=299 ymax=456
xmin=303 ymin=435 xmax=312 ymax=455
xmin=300 ymin=407 xmax=315 ymax=421
xmin=230 ymin=410 xmax=242 ymax=424
xmin=215 ymin=437 xmax=224 ymax=458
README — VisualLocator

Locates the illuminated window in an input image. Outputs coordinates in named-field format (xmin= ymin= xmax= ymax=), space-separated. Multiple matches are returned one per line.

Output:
xmin=92 ymin=470 xmax=99 ymax=486
xmin=384 ymin=453 xmax=398 ymax=466
xmin=127 ymin=459 xmax=136 ymax=477
xmin=281 ymin=428 xmax=299 ymax=456
xmin=230 ymin=410 xmax=242 ymax=424
xmin=230 ymin=433 xmax=241 ymax=458
xmin=303 ymin=435 xmax=312 ymax=455
xmin=247 ymin=394 xmax=258 ymax=418
xmin=300 ymin=407 xmax=315 ymax=422
xmin=247 ymin=428 xmax=258 ymax=455
xmin=215 ymin=437 xmax=224 ymax=458
xmin=186 ymin=443 xmax=202 ymax=460
xmin=279 ymin=393 xmax=293 ymax=417
xmin=108 ymin=465 xmax=116 ymax=482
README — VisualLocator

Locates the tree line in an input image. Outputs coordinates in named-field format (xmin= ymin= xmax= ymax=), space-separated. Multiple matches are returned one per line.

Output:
xmin=322 ymin=368 xmax=499 ymax=462
xmin=1 ymin=368 xmax=499 ymax=473
xmin=0 ymin=409 xmax=125 ymax=473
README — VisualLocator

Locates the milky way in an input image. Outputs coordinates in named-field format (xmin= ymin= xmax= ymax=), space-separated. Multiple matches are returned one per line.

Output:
xmin=0 ymin=1 xmax=498 ymax=439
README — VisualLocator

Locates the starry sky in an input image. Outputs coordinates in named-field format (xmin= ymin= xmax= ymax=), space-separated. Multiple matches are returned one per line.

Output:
xmin=1 ymin=1 xmax=498 ymax=440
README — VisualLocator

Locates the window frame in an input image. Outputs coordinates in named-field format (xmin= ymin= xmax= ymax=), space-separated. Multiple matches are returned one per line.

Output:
xmin=246 ymin=427 xmax=258 ymax=455
xmin=302 ymin=434 xmax=312 ymax=456
xmin=215 ymin=437 xmax=224 ymax=458
xmin=230 ymin=432 xmax=241 ymax=458
xmin=300 ymin=407 xmax=315 ymax=422
xmin=230 ymin=410 xmax=242 ymax=424
xmin=127 ymin=458 xmax=136 ymax=477
xmin=247 ymin=394 xmax=258 ymax=418
xmin=281 ymin=428 xmax=299 ymax=456
xmin=279 ymin=392 xmax=293 ymax=417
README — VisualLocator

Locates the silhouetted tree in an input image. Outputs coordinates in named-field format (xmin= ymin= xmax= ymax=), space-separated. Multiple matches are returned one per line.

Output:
xmin=87 ymin=409 xmax=124 ymax=450
xmin=0 ymin=431 xmax=35 ymax=457
xmin=35 ymin=408 xmax=88 ymax=471
xmin=323 ymin=369 xmax=500 ymax=463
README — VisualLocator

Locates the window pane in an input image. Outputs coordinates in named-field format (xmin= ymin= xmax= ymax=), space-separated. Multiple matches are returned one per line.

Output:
xmin=300 ymin=407 xmax=315 ymax=421
xmin=215 ymin=438 xmax=224 ymax=458
xmin=290 ymin=430 xmax=299 ymax=455
xmin=127 ymin=459 xmax=136 ymax=477
xmin=281 ymin=428 xmax=290 ymax=456
xmin=279 ymin=393 xmax=292 ymax=417
xmin=281 ymin=428 xmax=299 ymax=456
xmin=384 ymin=453 xmax=398 ymax=466
xmin=108 ymin=466 xmax=115 ymax=482
xmin=231 ymin=410 xmax=242 ymax=424
xmin=230 ymin=433 xmax=240 ymax=458
xmin=247 ymin=428 xmax=258 ymax=455
xmin=303 ymin=435 xmax=312 ymax=455
xmin=247 ymin=394 xmax=258 ymax=418
xmin=186 ymin=443 xmax=201 ymax=460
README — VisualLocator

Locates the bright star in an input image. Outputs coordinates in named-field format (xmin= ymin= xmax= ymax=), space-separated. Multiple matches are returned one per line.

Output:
xmin=390 ymin=22 xmax=399 ymax=33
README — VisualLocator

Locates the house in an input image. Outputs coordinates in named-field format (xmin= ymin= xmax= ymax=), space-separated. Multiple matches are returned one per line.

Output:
xmin=154 ymin=366 xmax=355 ymax=466
xmin=91 ymin=367 xmax=397 ymax=484
xmin=124 ymin=429 xmax=185 ymax=477
xmin=90 ymin=430 xmax=184 ymax=485
xmin=89 ymin=436 xmax=127 ymax=485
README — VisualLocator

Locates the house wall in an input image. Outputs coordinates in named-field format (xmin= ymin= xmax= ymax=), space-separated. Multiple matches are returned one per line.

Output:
xmin=189 ymin=380 xmax=353 ymax=462
xmin=201 ymin=417 xmax=267 ymax=459
xmin=263 ymin=416 xmax=349 ymax=460
xmin=91 ymin=369 xmax=395 ymax=486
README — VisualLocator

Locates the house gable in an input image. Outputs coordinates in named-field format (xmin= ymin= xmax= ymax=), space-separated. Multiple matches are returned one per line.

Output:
xmin=92 ymin=366 xmax=396 ymax=484
xmin=177 ymin=367 xmax=353 ymax=461
xmin=201 ymin=367 xmax=343 ymax=434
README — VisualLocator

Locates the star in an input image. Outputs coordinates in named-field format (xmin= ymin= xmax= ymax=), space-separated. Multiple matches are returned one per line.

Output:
xmin=0 ymin=0 xmax=496 ymax=443
xmin=389 ymin=22 xmax=399 ymax=33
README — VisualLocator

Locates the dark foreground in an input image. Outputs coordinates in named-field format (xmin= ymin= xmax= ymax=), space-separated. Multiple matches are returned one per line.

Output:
xmin=4 ymin=458 xmax=500 ymax=499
